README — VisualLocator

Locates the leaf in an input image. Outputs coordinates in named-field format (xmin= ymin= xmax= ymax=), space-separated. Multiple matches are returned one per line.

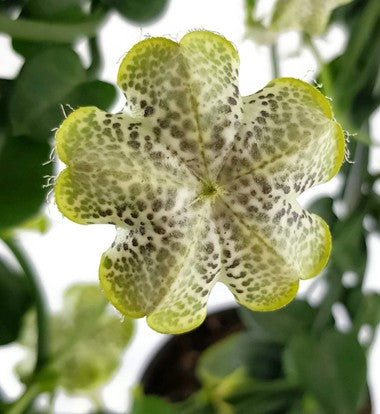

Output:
xmin=22 ymin=0 xmax=86 ymax=22
xmin=328 ymin=0 xmax=380 ymax=121
xmin=9 ymin=47 xmax=86 ymax=141
xmin=238 ymin=300 xmax=316 ymax=343
xmin=0 ymin=136 xmax=52 ymax=231
xmin=105 ymin=0 xmax=169 ymax=23
xmin=229 ymin=393 xmax=296 ymax=414
xmin=0 ymin=79 xmax=12 ymax=145
xmin=0 ymin=257 xmax=32 ymax=345
xmin=65 ymin=80 xmax=117 ymax=112
xmin=357 ymin=294 xmax=380 ymax=328
xmin=332 ymin=210 xmax=367 ymax=274
xmin=130 ymin=392 xmax=176 ymax=414
xmin=283 ymin=330 xmax=367 ymax=414
xmin=197 ymin=332 xmax=282 ymax=387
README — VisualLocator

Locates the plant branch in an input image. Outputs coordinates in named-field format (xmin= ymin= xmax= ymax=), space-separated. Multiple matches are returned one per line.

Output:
xmin=270 ymin=43 xmax=280 ymax=78
xmin=342 ymin=142 xmax=369 ymax=216
xmin=87 ymin=37 xmax=102 ymax=78
xmin=4 ymin=382 xmax=41 ymax=414
xmin=0 ymin=12 xmax=104 ymax=43
xmin=1 ymin=236 xmax=49 ymax=372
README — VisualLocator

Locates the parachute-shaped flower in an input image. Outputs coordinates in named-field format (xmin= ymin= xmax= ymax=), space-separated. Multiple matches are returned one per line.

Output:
xmin=55 ymin=31 xmax=345 ymax=334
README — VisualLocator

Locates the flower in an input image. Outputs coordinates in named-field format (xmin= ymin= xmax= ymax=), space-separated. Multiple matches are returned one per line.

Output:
xmin=55 ymin=30 xmax=344 ymax=334
xmin=245 ymin=0 xmax=353 ymax=45
xmin=270 ymin=0 xmax=353 ymax=36
xmin=17 ymin=285 xmax=133 ymax=393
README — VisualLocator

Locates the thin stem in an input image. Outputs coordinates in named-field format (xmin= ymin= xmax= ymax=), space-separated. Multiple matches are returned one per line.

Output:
xmin=1 ymin=237 xmax=49 ymax=372
xmin=270 ymin=43 xmax=280 ymax=78
xmin=0 ymin=12 xmax=104 ymax=43
xmin=342 ymin=143 xmax=368 ymax=216
xmin=245 ymin=0 xmax=256 ymax=27
xmin=87 ymin=0 xmax=102 ymax=78
xmin=341 ymin=122 xmax=370 ymax=214
xmin=87 ymin=37 xmax=102 ymax=78
xmin=5 ymin=382 xmax=41 ymax=414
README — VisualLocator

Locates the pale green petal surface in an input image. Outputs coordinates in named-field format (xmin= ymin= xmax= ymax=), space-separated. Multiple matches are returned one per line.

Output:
xmin=117 ymin=30 xmax=241 ymax=179
xmin=55 ymin=31 xmax=344 ymax=334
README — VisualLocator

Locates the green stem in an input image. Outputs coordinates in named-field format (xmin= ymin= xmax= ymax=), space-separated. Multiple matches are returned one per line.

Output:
xmin=87 ymin=37 xmax=102 ymax=78
xmin=0 ymin=12 xmax=104 ymax=43
xmin=342 ymin=143 xmax=368 ymax=216
xmin=340 ymin=122 xmax=370 ymax=212
xmin=5 ymin=382 xmax=41 ymax=414
xmin=244 ymin=0 xmax=256 ymax=27
xmin=1 ymin=237 xmax=49 ymax=372
xmin=270 ymin=43 xmax=280 ymax=78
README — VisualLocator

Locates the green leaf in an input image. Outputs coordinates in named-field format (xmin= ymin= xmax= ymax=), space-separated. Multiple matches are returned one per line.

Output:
xmin=17 ymin=284 xmax=134 ymax=393
xmin=22 ymin=0 xmax=86 ymax=22
xmin=356 ymin=294 xmax=380 ymax=329
xmin=230 ymin=393 xmax=296 ymax=414
xmin=328 ymin=0 xmax=380 ymax=121
xmin=0 ymin=257 xmax=32 ymax=345
xmin=239 ymin=300 xmax=316 ymax=343
xmin=197 ymin=332 xmax=282 ymax=387
xmin=9 ymin=47 xmax=86 ymax=141
xmin=0 ymin=79 xmax=12 ymax=146
xmin=332 ymin=210 xmax=367 ymax=274
xmin=65 ymin=80 xmax=117 ymax=112
xmin=0 ymin=136 xmax=52 ymax=231
xmin=287 ymin=395 xmax=326 ymax=414
xmin=130 ymin=392 xmax=176 ymax=414
xmin=105 ymin=0 xmax=169 ymax=23
xmin=283 ymin=330 xmax=367 ymax=414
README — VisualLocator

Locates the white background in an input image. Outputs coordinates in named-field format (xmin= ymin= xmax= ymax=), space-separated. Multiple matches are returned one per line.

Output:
xmin=1 ymin=0 xmax=379 ymax=412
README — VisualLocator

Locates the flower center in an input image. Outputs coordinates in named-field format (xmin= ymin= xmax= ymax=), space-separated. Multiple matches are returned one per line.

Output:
xmin=200 ymin=181 xmax=223 ymax=200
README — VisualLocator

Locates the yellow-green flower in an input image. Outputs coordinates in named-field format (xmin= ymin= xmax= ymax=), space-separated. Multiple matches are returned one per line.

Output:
xmin=55 ymin=31 xmax=345 ymax=334
xmin=270 ymin=0 xmax=353 ymax=36
xmin=17 ymin=285 xmax=133 ymax=393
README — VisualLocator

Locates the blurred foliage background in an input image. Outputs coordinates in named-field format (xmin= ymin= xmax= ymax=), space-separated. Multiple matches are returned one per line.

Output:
xmin=0 ymin=0 xmax=379 ymax=413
